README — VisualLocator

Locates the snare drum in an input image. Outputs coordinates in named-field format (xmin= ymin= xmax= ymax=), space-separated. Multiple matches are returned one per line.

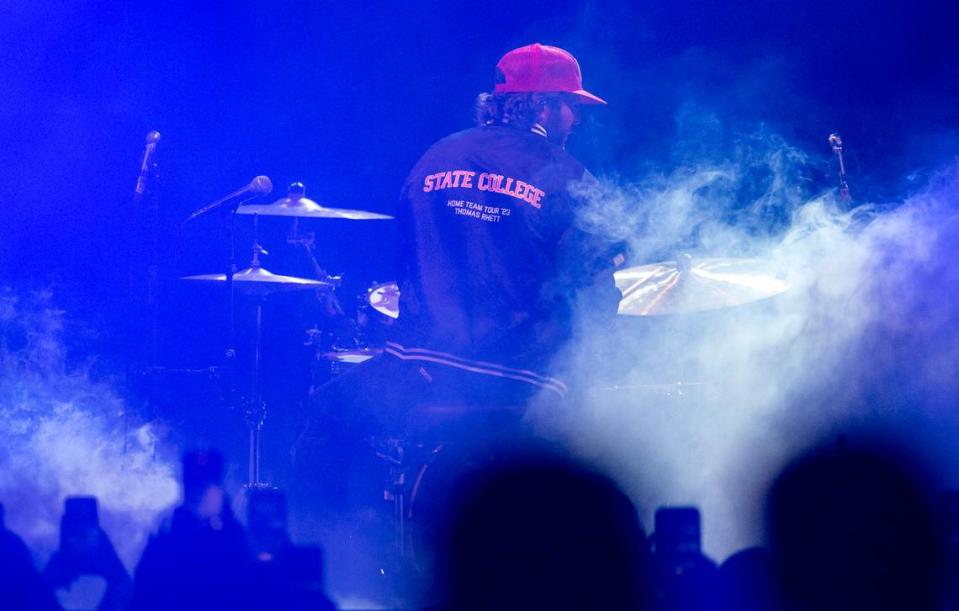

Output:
xmin=316 ymin=347 xmax=382 ymax=364
xmin=306 ymin=323 xmax=381 ymax=385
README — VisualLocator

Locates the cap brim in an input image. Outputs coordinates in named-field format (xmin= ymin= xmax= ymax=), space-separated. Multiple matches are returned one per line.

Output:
xmin=570 ymin=89 xmax=607 ymax=105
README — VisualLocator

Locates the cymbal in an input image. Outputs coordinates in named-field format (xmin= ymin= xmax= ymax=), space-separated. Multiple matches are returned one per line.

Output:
xmin=181 ymin=265 xmax=333 ymax=296
xmin=237 ymin=201 xmax=393 ymax=220
xmin=614 ymin=256 xmax=788 ymax=316
xmin=237 ymin=182 xmax=393 ymax=220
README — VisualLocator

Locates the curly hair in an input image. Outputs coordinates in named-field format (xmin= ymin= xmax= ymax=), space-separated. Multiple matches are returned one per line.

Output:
xmin=475 ymin=92 xmax=566 ymax=130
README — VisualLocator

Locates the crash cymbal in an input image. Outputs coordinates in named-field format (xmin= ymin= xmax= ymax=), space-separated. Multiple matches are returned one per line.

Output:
xmin=615 ymin=256 xmax=788 ymax=316
xmin=181 ymin=264 xmax=333 ymax=296
xmin=237 ymin=182 xmax=393 ymax=220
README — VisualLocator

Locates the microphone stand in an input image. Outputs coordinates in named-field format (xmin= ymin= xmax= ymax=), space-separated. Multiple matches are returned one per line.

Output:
xmin=145 ymin=167 xmax=161 ymax=367
xmin=131 ymin=133 xmax=162 ymax=367
xmin=183 ymin=182 xmax=272 ymax=487
xmin=221 ymin=204 xmax=240 ymax=437
xmin=127 ymin=131 xmax=160 ymax=459
xmin=828 ymin=133 xmax=852 ymax=203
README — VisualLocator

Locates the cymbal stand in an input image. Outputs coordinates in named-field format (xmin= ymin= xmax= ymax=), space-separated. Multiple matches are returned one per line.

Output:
xmin=288 ymin=219 xmax=345 ymax=316
xmin=246 ymin=214 xmax=269 ymax=488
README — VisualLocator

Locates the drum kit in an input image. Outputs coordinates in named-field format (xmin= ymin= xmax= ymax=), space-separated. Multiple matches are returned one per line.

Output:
xmin=130 ymin=127 xmax=853 ymax=498
xmin=177 ymin=178 xmax=791 ymax=490
xmin=135 ymin=127 xmax=859 ymax=589
xmin=179 ymin=180 xmax=395 ymax=487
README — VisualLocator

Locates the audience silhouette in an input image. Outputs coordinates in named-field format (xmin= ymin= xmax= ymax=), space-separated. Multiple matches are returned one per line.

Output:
xmin=0 ymin=502 xmax=61 ymax=611
xmin=651 ymin=507 xmax=719 ymax=611
xmin=246 ymin=488 xmax=335 ymax=611
xmin=4 ymin=434 xmax=959 ymax=610
xmin=44 ymin=496 xmax=131 ymax=610
xmin=433 ymin=451 xmax=651 ymax=610
xmin=717 ymin=546 xmax=780 ymax=611
xmin=129 ymin=451 xmax=253 ymax=611
xmin=766 ymin=439 xmax=944 ymax=611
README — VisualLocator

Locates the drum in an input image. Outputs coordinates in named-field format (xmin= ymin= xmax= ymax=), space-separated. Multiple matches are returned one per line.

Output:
xmin=305 ymin=324 xmax=380 ymax=386
xmin=367 ymin=281 xmax=399 ymax=319
xmin=400 ymin=405 xmax=528 ymax=570
xmin=316 ymin=347 xmax=382 ymax=364
xmin=354 ymin=281 xmax=399 ymax=347
xmin=405 ymin=441 xmax=493 ymax=569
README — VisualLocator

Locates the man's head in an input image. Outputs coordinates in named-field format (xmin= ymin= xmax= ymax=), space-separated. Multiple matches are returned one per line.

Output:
xmin=476 ymin=43 xmax=604 ymax=148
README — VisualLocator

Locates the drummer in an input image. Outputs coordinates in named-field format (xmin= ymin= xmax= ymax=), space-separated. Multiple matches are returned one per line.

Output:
xmin=386 ymin=42 xmax=620 ymax=409
xmin=301 ymin=43 xmax=621 ymax=505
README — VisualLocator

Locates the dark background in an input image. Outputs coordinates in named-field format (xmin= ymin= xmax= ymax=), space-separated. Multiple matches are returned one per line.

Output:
xmin=0 ymin=0 xmax=956 ymax=387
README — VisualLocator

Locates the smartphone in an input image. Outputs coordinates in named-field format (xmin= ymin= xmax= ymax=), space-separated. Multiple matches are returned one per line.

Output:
xmin=61 ymin=496 xmax=100 ymax=555
xmin=654 ymin=506 xmax=701 ymax=558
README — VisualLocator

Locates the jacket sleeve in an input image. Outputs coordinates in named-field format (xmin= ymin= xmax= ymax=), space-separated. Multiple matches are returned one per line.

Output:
xmin=548 ymin=169 xmax=624 ymax=323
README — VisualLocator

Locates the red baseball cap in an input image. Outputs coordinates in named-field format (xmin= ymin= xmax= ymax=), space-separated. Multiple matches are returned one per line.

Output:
xmin=493 ymin=43 xmax=606 ymax=105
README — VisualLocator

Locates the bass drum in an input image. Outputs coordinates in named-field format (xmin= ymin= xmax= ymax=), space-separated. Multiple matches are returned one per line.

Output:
xmin=404 ymin=440 xmax=514 ymax=571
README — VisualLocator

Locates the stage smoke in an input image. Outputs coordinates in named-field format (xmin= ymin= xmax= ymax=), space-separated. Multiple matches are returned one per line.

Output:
xmin=548 ymin=121 xmax=959 ymax=560
xmin=0 ymin=289 xmax=179 ymax=569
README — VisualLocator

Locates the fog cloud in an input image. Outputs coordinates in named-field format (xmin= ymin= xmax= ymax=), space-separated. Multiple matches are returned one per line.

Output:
xmin=0 ymin=289 xmax=179 ymax=569
xmin=552 ymin=122 xmax=959 ymax=558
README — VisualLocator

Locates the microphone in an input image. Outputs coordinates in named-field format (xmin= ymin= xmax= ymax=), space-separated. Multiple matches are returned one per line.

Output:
xmin=134 ymin=130 xmax=161 ymax=197
xmin=185 ymin=176 xmax=273 ymax=222
xmin=827 ymin=133 xmax=851 ymax=202
xmin=828 ymin=133 xmax=843 ymax=151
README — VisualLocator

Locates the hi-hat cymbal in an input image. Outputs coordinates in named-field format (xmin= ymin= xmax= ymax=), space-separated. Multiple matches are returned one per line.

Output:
xmin=615 ymin=256 xmax=789 ymax=316
xmin=236 ymin=181 xmax=393 ymax=220
xmin=181 ymin=265 xmax=333 ymax=296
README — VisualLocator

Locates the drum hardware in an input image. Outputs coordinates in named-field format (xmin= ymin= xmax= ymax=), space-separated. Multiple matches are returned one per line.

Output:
xmin=370 ymin=406 xmax=530 ymax=569
xmin=286 ymin=227 xmax=343 ymax=286
xmin=286 ymin=217 xmax=347 ymax=323
xmin=181 ymin=175 xmax=275 ymax=457
xmin=373 ymin=437 xmax=414 ymax=560
xmin=372 ymin=436 xmax=445 ymax=565
xmin=614 ymin=255 xmax=789 ymax=316
xmin=594 ymin=381 xmax=709 ymax=398
xmin=237 ymin=181 xmax=394 ymax=220
xmin=181 ymin=213 xmax=332 ymax=488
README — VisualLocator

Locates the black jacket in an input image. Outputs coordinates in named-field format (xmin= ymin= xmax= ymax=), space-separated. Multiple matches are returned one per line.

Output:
xmin=389 ymin=124 xmax=620 ymax=395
